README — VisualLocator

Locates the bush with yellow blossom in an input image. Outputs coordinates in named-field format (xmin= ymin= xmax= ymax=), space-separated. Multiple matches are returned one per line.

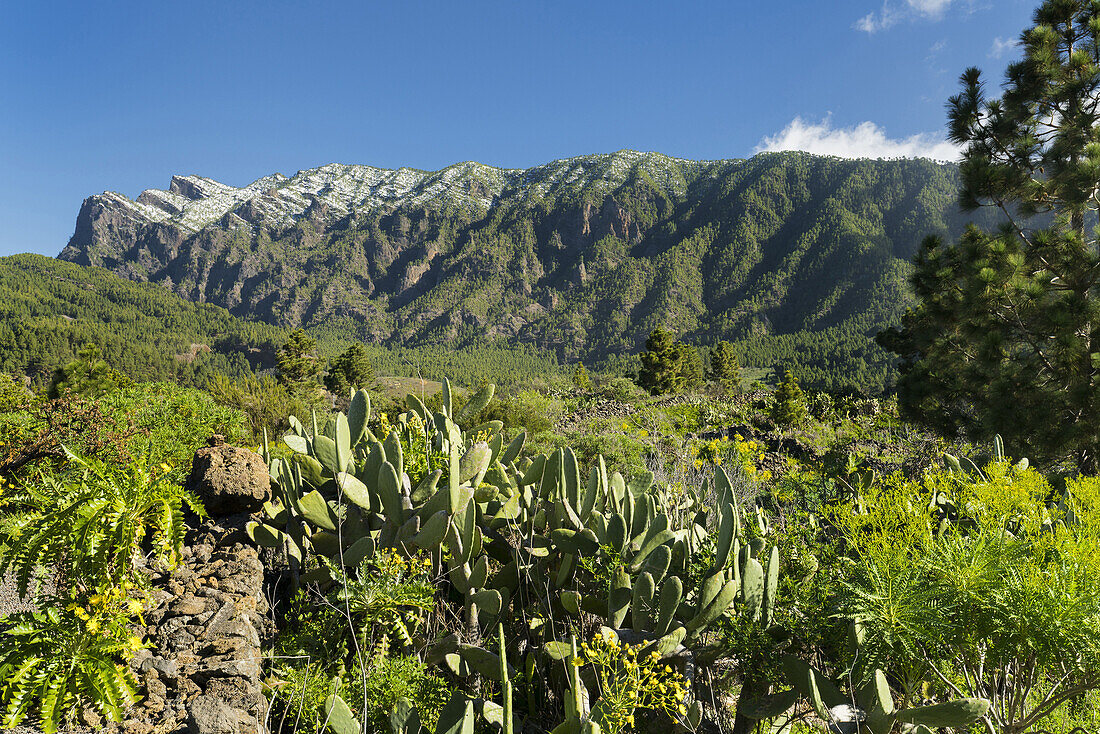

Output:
xmin=0 ymin=600 xmax=143 ymax=731
xmin=0 ymin=448 xmax=197 ymax=731
xmin=688 ymin=433 xmax=771 ymax=482
xmin=575 ymin=634 xmax=690 ymax=733
xmin=328 ymin=548 xmax=437 ymax=653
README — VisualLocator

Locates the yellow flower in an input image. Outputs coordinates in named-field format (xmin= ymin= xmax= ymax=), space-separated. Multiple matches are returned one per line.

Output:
xmin=127 ymin=599 xmax=144 ymax=614
xmin=86 ymin=619 xmax=100 ymax=633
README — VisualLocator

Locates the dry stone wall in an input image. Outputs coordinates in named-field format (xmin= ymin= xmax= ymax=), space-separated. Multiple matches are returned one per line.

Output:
xmin=116 ymin=439 xmax=274 ymax=734
xmin=122 ymin=517 xmax=270 ymax=734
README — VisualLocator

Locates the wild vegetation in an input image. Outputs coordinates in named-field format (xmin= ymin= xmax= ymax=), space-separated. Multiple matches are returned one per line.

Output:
xmin=3 ymin=1 xmax=1100 ymax=732
xmin=5 ymin=359 xmax=1097 ymax=733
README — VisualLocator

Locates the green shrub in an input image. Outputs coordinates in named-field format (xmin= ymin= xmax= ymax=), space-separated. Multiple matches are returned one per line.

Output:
xmin=829 ymin=463 xmax=1100 ymax=733
xmin=0 ymin=392 xmax=136 ymax=484
xmin=0 ymin=449 xmax=201 ymax=595
xmin=99 ymin=381 xmax=250 ymax=469
xmin=0 ymin=606 xmax=141 ymax=732
xmin=266 ymin=660 xmax=337 ymax=734
xmin=771 ymin=370 xmax=808 ymax=427
xmin=206 ymin=372 xmax=310 ymax=440
xmin=47 ymin=343 xmax=131 ymax=400
xmin=0 ymin=374 xmax=29 ymax=413
xmin=0 ymin=445 xmax=199 ymax=731
xmin=359 ymin=654 xmax=449 ymax=733
xmin=479 ymin=388 xmax=564 ymax=435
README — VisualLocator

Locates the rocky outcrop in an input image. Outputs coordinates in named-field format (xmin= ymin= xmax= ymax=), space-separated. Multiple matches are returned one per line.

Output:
xmin=187 ymin=436 xmax=271 ymax=516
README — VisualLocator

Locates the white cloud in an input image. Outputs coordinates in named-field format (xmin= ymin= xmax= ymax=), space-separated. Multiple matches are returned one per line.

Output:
xmin=855 ymin=0 xmax=960 ymax=33
xmin=908 ymin=0 xmax=952 ymax=16
xmin=989 ymin=36 xmax=1018 ymax=58
xmin=754 ymin=116 xmax=961 ymax=162
xmin=855 ymin=4 xmax=902 ymax=33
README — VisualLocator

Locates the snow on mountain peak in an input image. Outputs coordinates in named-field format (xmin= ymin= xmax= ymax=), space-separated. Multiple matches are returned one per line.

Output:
xmin=85 ymin=151 xmax=709 ymax=233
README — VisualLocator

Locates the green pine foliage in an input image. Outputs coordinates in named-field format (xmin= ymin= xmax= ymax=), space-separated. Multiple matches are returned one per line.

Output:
xmin=571 ymin=364 xmax=592 ymax=390
xmin=47 ymin=343 xmax=131 ymax=399
xmin=709 ymin=341 xmax=741 ymax=394
xmin=771 ymin=369 xmax=808 ymax=427
xmin=675 ymin=342 xmax=704 ymax=389
xmin=638 ymin=327 xmax=683 ymax=395
xmin=638 ymin=327 xmax=704 ymax=395
xmin=0 ymin=254 xmax=285 ymax=388
xmin=277 ymin=329 xmax=323 ymax=401
xmin=325 ymin=343 xmax=376 ymax=395
xmin=880 ymin=0 xmax=1100 ymax=470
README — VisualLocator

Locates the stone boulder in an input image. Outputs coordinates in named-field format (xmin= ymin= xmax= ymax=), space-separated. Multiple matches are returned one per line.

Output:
xmin=187 ymin=436 xmax=270 ymax=516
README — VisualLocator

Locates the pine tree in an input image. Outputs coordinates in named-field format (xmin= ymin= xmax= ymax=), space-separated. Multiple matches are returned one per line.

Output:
xmin=277 ymin=329 xmax=322 ymax=402
xmin=771 ymin=369 xmax=808 ymax=427
xmin=325 ymin=343 xmax=375 ymax=396
xmin=709 ymin=341 xmax=741 ymax=394
xmin=571 ymin=364 xmax=592 ymax=391
xmin=47 ymin=343 xmax=128 ymax=399
xmin=675 ymin=343 xmax=705 ymax=389
xmin=880 ymin=0 xmax=1100 ymax=469
xmin=638 ymin=327 xmax=684 ymax=395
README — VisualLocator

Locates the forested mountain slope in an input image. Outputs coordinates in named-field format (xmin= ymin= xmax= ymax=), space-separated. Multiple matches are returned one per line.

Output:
xmin=0 ymin=254 xmax=285 ymax=385
xmin=59 ymin=151 xmax=998 ymax=391
xmin=0 ymin=255 xmax=565 ymax=390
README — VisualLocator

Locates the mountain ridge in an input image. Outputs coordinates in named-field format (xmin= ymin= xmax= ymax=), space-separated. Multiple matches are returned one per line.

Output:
xmin=59 ymin=150 xmax=998 ymax=391
xmin=62 ymin=150 xmax=714 ymax=242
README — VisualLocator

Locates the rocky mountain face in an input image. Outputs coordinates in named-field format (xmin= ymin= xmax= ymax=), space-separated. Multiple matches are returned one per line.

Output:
xmin=59 ymin=150 xmax=995 ymax=384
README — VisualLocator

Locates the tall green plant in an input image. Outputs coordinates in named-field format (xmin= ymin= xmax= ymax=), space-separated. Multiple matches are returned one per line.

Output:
xmin=882 ymin=0 xmax=1100 ymax=470
xmin=0 ymin=446 xmax=198 ymax=730
xmin=254 ymin=379 xmax=783 ymax=732
xmin=830 ymin=463 xmax=1100 ymax=734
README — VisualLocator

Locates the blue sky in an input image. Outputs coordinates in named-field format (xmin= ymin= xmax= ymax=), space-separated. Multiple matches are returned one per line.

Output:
xmin=0 ymin=0 xmax=1034 ymax=256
